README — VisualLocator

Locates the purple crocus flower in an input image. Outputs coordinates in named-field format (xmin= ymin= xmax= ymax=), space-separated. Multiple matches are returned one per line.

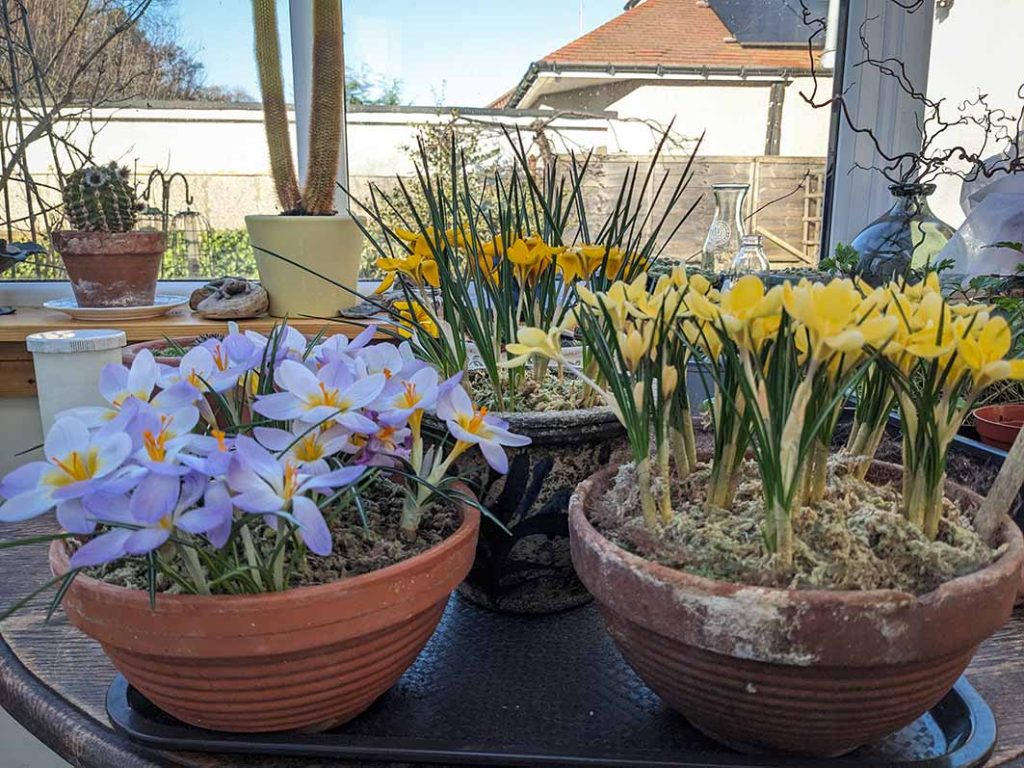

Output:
xmin=68 ymin=472 xmax=232 ymax=569
xmin=251 ymin=359 xmax=385 ymax=432
xmin=0 ymin=417 xmax=134 ymax=523
xmin=227 ymin=436 xmax=364 ymax=555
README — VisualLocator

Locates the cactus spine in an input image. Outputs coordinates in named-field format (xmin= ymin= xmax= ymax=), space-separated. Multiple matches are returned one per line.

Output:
xmin=62 ymin=162 xmax=139 ymax=233
xmin=252 ymin=0 xmax=344 ymax=216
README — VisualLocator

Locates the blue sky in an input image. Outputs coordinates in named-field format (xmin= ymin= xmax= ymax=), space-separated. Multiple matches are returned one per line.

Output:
xmin=176 ymin=0 xmax=625 ymax=106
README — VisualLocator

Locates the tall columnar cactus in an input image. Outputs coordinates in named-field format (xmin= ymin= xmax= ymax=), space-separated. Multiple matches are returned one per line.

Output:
xmin=252 ymin=0 xmax=344 ymax=216
xmin=62 ymin=163 xmax=139 ymax=233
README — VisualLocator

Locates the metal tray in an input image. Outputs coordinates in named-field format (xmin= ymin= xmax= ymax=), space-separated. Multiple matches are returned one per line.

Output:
xmin=107 ymin=595 xmax=996 ymax=767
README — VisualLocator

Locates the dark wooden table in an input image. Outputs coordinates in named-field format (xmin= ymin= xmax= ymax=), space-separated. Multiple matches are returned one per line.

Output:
xmin=3 ymin=515 xmax=1024 ymax=768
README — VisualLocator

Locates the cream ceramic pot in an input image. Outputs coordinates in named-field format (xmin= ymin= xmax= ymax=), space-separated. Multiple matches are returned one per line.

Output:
xmin=245 ymin=214 xmax=363 ymax=318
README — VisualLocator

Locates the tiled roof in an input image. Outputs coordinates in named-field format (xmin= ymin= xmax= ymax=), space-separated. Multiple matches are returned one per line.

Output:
xmin=488 ymin=88 xmax=515 ymax=110
xmin=541 ymin=0 xmax=815 ymax=72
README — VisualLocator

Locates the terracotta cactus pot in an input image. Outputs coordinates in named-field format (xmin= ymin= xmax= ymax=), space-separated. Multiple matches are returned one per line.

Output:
xmin=52 ymin=230 xmax=165 ymax=308
xmin=50 ymin=503 xmax=479 ymax=733
xmin=569 ymin=462 xmax=1023 ymax=757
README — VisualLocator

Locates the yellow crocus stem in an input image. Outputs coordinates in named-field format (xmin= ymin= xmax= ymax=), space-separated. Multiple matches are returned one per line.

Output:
xmin=846 ymin=418 xmax=864 ymax=454
xmin=409 ymin=410 xmax=424 ymax=476
xmin=904 ymin=470 xmax=925 ymax=529
xmin=854 ymin=421 xmax=889 ymax=480
xmin=532 ymin=356 xmax=547 ymax=386
xmin=922 ymin=473 xmax=946 ymax=541
xmin=636 ymin=457 xmax=659 ymax=530
xmin=707 ymin=435 xmax=737 ymax=511
xmin=670 ymin=428 xmax=691 ymax=480
xmin=771 ymin=498 xmax=794 ymax=570
xmin=807 ymin=439 xmax=829 ymax=505
xmin=681 ymin=408 xmax=698 ymax=470
xmin=658 ymin=417 xmax=673 ymax=525
xmin=400 ymin=439 xmax=474 ymax=540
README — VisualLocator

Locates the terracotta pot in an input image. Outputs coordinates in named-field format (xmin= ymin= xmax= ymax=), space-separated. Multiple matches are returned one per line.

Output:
xmin=973 ymin=404 xmax=1024 ymax=451
xmin=434 ymin=406 xmax=628 ymax=615
xmin=123 ymin=336 xmax=202 ymax=367
xmin=52 ymin=230 xmax=165 ymax=308
xmin=569 ymin=462 xmax=1023 ymax=756
xmin=50 ymin=503 xmax=480 ymax=733
xmin=245 ymin=214 xmax=362 ymax=318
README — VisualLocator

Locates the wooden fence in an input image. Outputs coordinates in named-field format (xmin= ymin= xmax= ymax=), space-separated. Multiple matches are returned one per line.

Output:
xmin=566 ymin=154 xmax=826 ymax=268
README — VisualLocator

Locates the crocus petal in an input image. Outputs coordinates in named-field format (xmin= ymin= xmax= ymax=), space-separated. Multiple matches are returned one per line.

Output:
xmin=124 ymin=527 xmax=171 ymax=556
xmin=83 ymin=492 xmax=133 ymax=524
xmin=98 ymin=364 xmax=129 ymax=405
xmin=232 ymin=487 xmax=287 ymax=514
xmin=57 ymin=405 xmax=116 ymax=428
xmin=252 ymin=392 xmax=306 ymax=421
xmin=342 ymin=373 xmax=387 ymax=410
xmin=293 ymin=496 xmax=332 ymax=556
xmin=479 ymin=440 xmax=509 ymax=475
xmin=334 ymin=411 xmax=379 ymax=435
xmin=57 ymin=499 xmax=96 ymax=534
xmin=235 ymin=436 xmax=284 ymax=486
xmin=44 ymin=417 xmax=90 ymax=461
xmin=69 ymin=529 xmax=132 ymax=568
xmin=129 ymin=473 xmax=180 ymax=525
xmin=151 ymin=381 xmax=202 ymax=411
xmin=253 ymin=427 xmax=295 ymax=453
xmin=302 ymin=464 xmax=365 ymax=492
xmin=275 ymin=360 xmax=321 ymax=399
xmin=0 ymin=462 xmax=48 ymax=497
xmin=447 ymin=421 xmax=483 ymax=445
xmin=96 ymin=465 xmax=148 ymax=495
xmin=93 ymin=433 xmax=132 ymax=479
xmin=126 ymin=349 xmax=158 ymax=397
xmin=0 ymin=488 xmax=55 ymax=522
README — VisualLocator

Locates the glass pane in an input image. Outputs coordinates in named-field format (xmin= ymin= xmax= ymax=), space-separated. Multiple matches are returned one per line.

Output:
xmin=0 ymin=0 xmax=837 ymax=282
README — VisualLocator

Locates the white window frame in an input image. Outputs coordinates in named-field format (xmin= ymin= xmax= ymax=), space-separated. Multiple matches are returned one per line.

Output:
xmin=2 ymin=0 xmax=937 ymax=306
xmin=824 ymin=0 xmax=937 ymax=254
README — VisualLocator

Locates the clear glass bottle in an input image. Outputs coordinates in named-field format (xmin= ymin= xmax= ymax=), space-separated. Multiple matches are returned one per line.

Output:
xmin=701 ymin=183 xmax=749 ymax=273
xmin=731 ymin=234 xmax=770 ymax=275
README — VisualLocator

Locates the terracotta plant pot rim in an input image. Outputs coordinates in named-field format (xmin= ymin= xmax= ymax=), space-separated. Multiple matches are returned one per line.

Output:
xmin=570 ymin=462 xmax=1023 ymax=651
xmin=51 ymin=503 xmax=479 ymax=614
xmin=973 ymin=403 xmax=1024 ymax=425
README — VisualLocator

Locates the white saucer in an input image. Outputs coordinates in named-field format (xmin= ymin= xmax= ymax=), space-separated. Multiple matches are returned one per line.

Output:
xmin=44 ymin=295 xmax=190 ymax=321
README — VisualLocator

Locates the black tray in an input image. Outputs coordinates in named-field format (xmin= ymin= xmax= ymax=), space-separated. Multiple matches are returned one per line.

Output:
xmin=107 ymin=595 xmax=996 ymax=768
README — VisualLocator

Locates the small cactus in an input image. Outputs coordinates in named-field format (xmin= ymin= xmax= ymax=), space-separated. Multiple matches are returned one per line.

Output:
xmin=62 ymin=162 xmax=140 ymax=233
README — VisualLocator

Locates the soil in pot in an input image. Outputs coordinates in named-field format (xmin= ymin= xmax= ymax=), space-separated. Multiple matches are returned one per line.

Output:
xmin=597 ymin=460 xmax=998 ymax=594
xmin=53 ymin=477 xmax=476 ymax=733
xmin=570 ymin=452 xmax=1023 ymax=756
xmin=85 ymin=477 xmax=458 ymax=592
xmin=447 ymin=369 xmax=628 ymax=615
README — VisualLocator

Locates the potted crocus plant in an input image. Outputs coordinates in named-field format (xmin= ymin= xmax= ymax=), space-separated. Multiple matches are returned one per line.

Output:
xmin=350 ymin=129 xmax=702 ymax=613
xmin=247 ymin=0 xmax=362 ymax=318
xmin=52 ymin=162 xmax=163 ymax=308
xmin=507 ymin=270 xmax=1024 ymax=755
xmin=0 ymin=324 xmax=527 ymax=733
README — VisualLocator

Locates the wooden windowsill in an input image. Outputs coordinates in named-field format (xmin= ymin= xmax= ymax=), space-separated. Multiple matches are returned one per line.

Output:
xmin=0 ymin=308 xmax=376 ymax=398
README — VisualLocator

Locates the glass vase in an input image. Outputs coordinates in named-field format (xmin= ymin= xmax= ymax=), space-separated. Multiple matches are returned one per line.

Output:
xmin=852 ymin=183 xmax=956 ymax=286
xmin=731 ymin=234 xmax=770 ymax=275
xmin=702 ymin=183 xmax=749 ymax=273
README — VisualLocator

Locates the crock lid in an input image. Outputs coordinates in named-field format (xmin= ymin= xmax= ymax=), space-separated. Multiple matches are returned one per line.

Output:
xmin=26 ymin=329 xmax=127 ymax=354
